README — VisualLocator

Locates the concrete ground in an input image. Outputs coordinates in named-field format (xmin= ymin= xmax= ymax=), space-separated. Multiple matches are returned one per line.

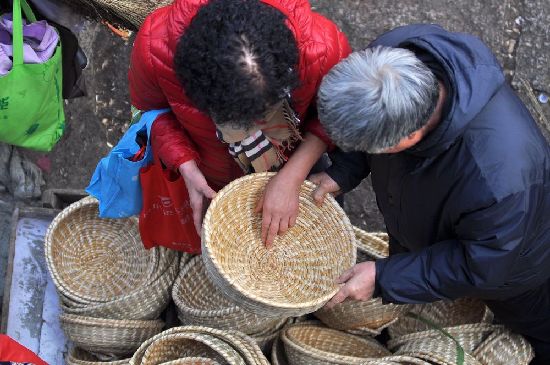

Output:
xmin=0 ymin=0 xmax=549 ymax=310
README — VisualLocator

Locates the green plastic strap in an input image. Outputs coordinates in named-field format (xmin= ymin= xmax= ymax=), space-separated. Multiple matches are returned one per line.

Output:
xmin=12 ymin=0 xmax=38 ymax=66
xmin=406 ymin=312 xmax=465 ymax=365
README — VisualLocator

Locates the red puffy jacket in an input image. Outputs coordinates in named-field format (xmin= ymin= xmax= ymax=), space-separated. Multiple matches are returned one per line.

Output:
xmin=129 ymin=0 xmax=351 ymax=189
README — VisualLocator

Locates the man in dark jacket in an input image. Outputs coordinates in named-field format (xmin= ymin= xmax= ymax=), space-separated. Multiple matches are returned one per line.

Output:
xmin=310 ymin=24 xmax=550 ymax=363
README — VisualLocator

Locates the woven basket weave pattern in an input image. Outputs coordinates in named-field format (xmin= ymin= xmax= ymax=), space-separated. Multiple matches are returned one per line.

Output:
xmin=202 ymin=173 xmax=356 ymax=317
xmin=315 ymin=297 xmax=408 ymax=333
xmin=63 ymin=252 xmax=178 ymax=319
xmin=282 ymin=323 xmax=391 ymax=365
xmin=60 ymin=314 xmax=164 ymax=356
xmin=45 ymin=196 xmax=157 ymax=303
xmin=174 ymin=255 xmax=285 ymax=334
xmin=353 ymin=227 xmax=389 ymax=262
xmin=473 ymin=328 xmax=534 ymax=365
xmin=131 ymin=326 xmax=270 ymax=365
xmin=66 ymin=347 xmax=131 ymax=365
xmin=388 ymin=298 xmax=492 ymax=338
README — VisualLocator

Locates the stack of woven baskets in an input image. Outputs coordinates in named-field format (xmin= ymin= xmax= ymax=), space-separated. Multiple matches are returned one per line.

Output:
xmin=173 ymin=255 xmax=290 ymax=354
xmin=270 ymin=299 xmax=534 ymax=365
xmin=45 ymin=196 xmax=179 ymax=362
xmin=129 ymin=326 xmax=270 ymax=364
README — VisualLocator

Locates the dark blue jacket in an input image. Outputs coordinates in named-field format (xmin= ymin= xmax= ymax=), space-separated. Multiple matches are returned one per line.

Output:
xmin=326 ymin=24 xmax=550 ymax=304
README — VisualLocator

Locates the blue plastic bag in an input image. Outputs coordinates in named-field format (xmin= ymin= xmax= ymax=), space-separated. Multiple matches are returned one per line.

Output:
xmin=86 ymin=109 xmax=169 ymax=218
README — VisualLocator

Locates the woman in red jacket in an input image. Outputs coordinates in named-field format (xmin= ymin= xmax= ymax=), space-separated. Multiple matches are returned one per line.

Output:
xmin=129 ymin=0 xmax=351 ymax=247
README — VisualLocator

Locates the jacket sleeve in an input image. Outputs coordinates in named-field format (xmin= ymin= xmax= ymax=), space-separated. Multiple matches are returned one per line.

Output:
xmin=325 ymin=149 xmax=370 ymax=193
xmin=375 ymin=191 xmax=531 ymax=304
xmin=303 ymin=21 xmax=352 ymax=150
xmin=128 ymin=19 xmax=199 ymax=169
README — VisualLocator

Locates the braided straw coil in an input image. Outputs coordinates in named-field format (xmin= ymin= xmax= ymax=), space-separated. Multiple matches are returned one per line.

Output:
xmin=45 ymin=196 xmax=158 ymax=304
xmin=353 ymin=226 xmax=389 ymax=262
xmin=315 ymin=297 xmax=408 ymax=334
xmin=66 ymin=347 xmax=130 ymax=365
xmin=202 ymin=173 xmax=356 ymax=317
xmin=281 ymin=323 xmax=391 ymax=365
xmin=60 ymin=313 xmax=164 ymax=357
xmin=388 ymin=298 xmax=493 ymax=338
xmin=473 ymin=328 xmax=534 ymax=365
xmin=63 ymin=251 xmax=178 ymax=319
xmin=174 ymin=255 xmax=285 ymax=333
xmin=139 ymin=332 xmax=245 ymax=365
xmin=388 ymin=323 xmax=498 ymax=353
xmin=131 ymin=326 xmax=269 ymax=365
xmin=251 ymin=318 xmax=290 ymax=354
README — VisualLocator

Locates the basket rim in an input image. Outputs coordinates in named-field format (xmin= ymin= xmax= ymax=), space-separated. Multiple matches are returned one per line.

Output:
xmin=202 ymin=172 xmax=356 ymax=311
xmin=172 ymin=255 xmax=244 ymax=317
xmin=387 ymin=323 xmax=500 ymax=350
xmin=45 ymin=196 xmax=157 ymax=303
xmin=67 ymin=347 xmax=131 ymax=365
xmin=131 ymin=326 xmax=269 ymax=365
xmin=281 ymin=323 xmax=388 ymax=364
xmin=353 ymin=226 xmax=389 ymax=259
xmin=60 ymin=313 xmax=164 ymax=329
xmin=139 ymin=331 xmax=245 ymax=365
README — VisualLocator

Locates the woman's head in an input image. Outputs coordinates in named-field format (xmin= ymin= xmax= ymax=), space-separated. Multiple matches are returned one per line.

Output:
xmin=174 ymin=0 xmax=299 ymax=129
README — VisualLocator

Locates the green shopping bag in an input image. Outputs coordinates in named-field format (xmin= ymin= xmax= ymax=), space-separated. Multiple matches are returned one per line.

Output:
xmin=0 ymin=0 xmax=65 ymax=151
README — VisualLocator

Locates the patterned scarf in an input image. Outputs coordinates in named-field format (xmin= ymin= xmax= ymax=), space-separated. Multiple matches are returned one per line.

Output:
xmin=215 ymin=99 xmax=302 ymax=173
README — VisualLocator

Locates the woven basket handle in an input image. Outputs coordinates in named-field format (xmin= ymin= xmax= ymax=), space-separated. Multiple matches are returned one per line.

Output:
xmin=406 ymin=312 xmax=465 ymax=365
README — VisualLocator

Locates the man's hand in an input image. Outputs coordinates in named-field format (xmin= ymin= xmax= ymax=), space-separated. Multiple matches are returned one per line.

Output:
xmin=325 ymin=261 xmax=376 ymax=309
xmin=309 ymin=172 xmax=341 ymax=205
xmin=255 ymin=170 xmax=301 ymax=248
xmin=178 ymin=160 xmax=216 ymax=235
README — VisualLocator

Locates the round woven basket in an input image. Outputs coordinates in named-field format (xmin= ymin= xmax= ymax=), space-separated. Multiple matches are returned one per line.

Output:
xmin=62 ymin=252 xmax=178 ymax=319
xmin=388 ymin=323 xmax=497 ymax=353
xmin=173 ymin=255 xmax=285 ymax=333
xmin=202 ymin=173 xmax=356 ymax=317
xmin=473 ymin=328 xmax=534 ymax=365
xmin=66 ymin=347 xmax=131 ymax=365
xmin=131 ymin=326 xmax=270 ymax=365
xmin=353 ymin=226 xmax=389 ymax=262
xmin=314 ymin=297 xmax=408 ymax=334
xmin=45 ymin=196 xmax=158 ymax=304
xmin=392 ymin=335 xmax=483 ymax=365
xmin=60 ymin=313 xmax=164 ymax=356
xmin=388 ymin=298 xmax=493 ymax=338
xmin=139 ymin=332 xmax=245 ymax=365
xmin=251 ymin=318 xmax=290 ymax=354
xmin=281 ymin=323 xmax=391 ymax=365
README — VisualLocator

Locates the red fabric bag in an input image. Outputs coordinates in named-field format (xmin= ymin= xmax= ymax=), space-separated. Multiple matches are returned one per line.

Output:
xmin=138 ymin=155 xmax=201 ymax=254
xmin=0 ymin=335 xmax=48 ymax=365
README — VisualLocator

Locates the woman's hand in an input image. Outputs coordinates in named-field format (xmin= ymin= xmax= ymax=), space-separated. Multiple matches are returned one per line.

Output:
xmin=178 ymin=160 xmax=216 ymax=235
xmin=255 ymin=170 xmax=301 ymax=248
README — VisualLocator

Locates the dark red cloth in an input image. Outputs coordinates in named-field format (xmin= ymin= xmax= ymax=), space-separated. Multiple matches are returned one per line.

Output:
xmin=128 ymin=0 xmax=352 ymax=188
xmin=0 ymin=335 xmax=47 ymax=365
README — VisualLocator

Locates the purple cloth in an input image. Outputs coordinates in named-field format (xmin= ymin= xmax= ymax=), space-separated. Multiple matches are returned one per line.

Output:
xmin=0 ymin=14 xmax=59 ymax=76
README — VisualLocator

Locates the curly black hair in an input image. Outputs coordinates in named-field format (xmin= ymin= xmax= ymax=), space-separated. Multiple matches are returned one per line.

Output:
xmin=174 ymin=0 xmax=299 ymax=129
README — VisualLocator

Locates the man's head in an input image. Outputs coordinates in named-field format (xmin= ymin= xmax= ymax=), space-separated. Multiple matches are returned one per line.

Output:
xmin=317 ymin=46 xmax=441 ymax=153
xmin=174 ymin=0 xmax=299 ymax=130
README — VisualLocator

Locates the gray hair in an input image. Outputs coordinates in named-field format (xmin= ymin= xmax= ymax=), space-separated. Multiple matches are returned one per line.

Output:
xmin=317 ymin=46 xmax=440 ymax=153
